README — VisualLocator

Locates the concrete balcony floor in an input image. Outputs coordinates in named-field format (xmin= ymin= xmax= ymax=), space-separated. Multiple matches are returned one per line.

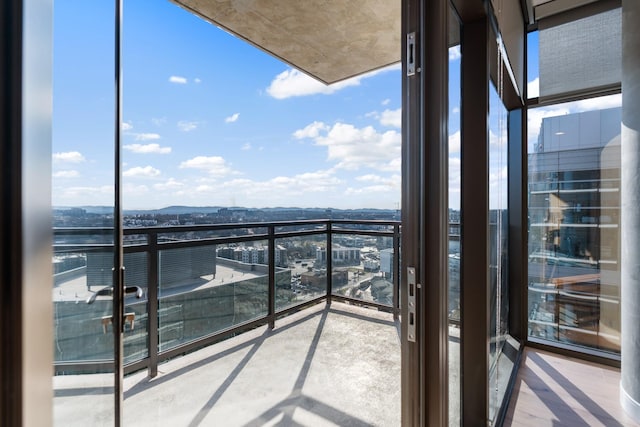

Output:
xmin=54 ymin=302 xmax=401 ymax=426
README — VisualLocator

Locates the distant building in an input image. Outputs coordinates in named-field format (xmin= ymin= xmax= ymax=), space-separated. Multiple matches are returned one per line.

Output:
xmin=217 ymin=244 xmax=288 ymax=267
xmin=300 ymin=270 xmax=347 ymax=290
xmin=86 ymin=246 xmax=217 ymax=290
xmin=315 ymin=245 xmax=361 ymax=266
xmin=380 ymin=248 xmax=394 ymax=280
xmin=528 ymin=107 xmax=621 ymax=352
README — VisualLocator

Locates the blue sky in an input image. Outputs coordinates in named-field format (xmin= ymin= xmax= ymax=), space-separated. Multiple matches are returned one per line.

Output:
xmin=53 ymin=0 xmax=424 ymax=210
xmin=54 ymin=1 xmax=618 ymax=212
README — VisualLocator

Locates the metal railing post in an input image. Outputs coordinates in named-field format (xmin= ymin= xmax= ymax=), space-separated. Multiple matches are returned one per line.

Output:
xmin=393 ymin=224 xmax=401 ymax=319
xmin=148 ymin=231 xmax=159 ymax=377
xmin=326 ymin=221 xmax=333 ymax=305
xmin=268 ymin=225 xmax=276 ymax=329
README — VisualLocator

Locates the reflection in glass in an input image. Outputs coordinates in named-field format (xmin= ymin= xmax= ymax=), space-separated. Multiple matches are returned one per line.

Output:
xmin=275 ymin=235 xmax=327 ymax=311
xmin=52 ymin=0 xmax=116 ymax=425
xmin=158 ymin=242 xmax=268 ymax=352
xmin=488 ymin=80 xmax=510 ymax=424
xmin=330 ymin=234 xmax=395 ymax=306
xmin=527 ymin=95 xmax=621 ymax=353
xmin=448 ymin=6 xmax=462 ymax=424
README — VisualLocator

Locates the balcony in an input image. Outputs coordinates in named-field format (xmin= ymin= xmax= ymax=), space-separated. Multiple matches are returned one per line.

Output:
xmin=52 ymin=219 xmax=402 ymax=424
xmin=54 ymin=302 xmax=400 ymax=426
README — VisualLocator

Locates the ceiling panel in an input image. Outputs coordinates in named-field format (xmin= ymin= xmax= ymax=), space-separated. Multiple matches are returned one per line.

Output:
xmin=172 ymin=0 xmax=401 ymax=85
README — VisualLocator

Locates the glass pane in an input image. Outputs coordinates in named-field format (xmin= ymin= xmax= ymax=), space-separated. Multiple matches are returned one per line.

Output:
xmin=488 ymin=80 xmax=510 ymax=424
xmin=158 ymin=242 xmax=268 ymax=352
xmin=122 ymin=251 xmax=149 ymax=364
xmin=52 ymin=0 xmax=116 ymax=425
xmin=527 ymin=94 xmax=621 ymax=353
xmin=448 ymin=5 xmax=462 ymax=425
xmin=275 ymin=235 xmax=327 ymax=311
xmin=330 ymin=233 xmax=395 ymax=306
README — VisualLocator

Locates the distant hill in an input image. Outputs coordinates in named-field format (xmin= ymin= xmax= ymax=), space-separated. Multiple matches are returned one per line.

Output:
xmin=54 ymin=205 xmax=399 ymax=216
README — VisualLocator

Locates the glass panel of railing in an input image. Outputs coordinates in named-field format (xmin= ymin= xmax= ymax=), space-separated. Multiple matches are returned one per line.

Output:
xmin=330 ymin=222 xmax=396 ymax=233
xmin=54 ymin=248 xmax=116 ymax=366
xmin=158 ymin=241 xmax=268 ymax=352
xmin=123 ymin=233 xmax=148 ymax=246
xmin=122 ymin=251 xmax=149 ymax=364
xmin=331 ymin=233 xmax=394 ymax=306
xmin=158 ymin=226 xmax=267 ymax=242
xmin=274 ymin=223 xmax=327 ymax=234
xmin=275 ymin=235 xmax=327 ymax=311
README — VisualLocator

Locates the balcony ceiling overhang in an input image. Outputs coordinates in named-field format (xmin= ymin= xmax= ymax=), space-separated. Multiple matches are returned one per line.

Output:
xmin=172 ymin=0 xmax=401 ymax=85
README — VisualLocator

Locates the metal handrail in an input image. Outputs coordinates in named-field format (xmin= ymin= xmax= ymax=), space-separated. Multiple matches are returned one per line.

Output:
xmin=53 ymin=219 xmax=401 ymax=377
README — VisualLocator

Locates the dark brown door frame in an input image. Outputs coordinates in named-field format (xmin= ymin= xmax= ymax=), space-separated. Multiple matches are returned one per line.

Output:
xmin=0 ymin=1 xmax=25 ymax=424
xmin=1 ymin=0 xmax=54 ymax=425
xmin=401 ymin=0 xmax=450 ymax=425
xmin=460 ymin=15 xmax=491 ymax=426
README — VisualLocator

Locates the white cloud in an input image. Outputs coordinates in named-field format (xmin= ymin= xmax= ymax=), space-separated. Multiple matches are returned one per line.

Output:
xmin=178 ymin=120 xmax=199 ymax=132
xmin=345 ymin=184 xmax=394 ymax=195
xmin=169 ymin=75 xmax=187 ymax=84
xmin=449 ymin=130 xmax=461 ymax=155
xmin=225 ymin=113 xmax=240 ymax=123
xmin=354 ymin=174 xmax=401 ymax=186
xmin=122 ymin=122 xmax=133 ymax=131
xmin=53 ymin=151 xmax=85 ymax=163
xmin=179 ymin=156 xmax=236 ymax=177
xmin=572 ymin=94 xmax=621 ymax=111
xmin=53 ymin=170 xmax=80 ymax=178
xmin=527 ymin=105 xmax=570 ymax=150
xmin=526 ymin=93 xmax=621 ymax=151
xmin=266 ymin=64 xmax=399 ymax=99
xmin=227 ymin=170 xmax=342 ymax=195
xmin=123 ymin=166 xmax=161 ymax=178
xmin=123 ymin=143 xmax=171 ymax=154
xmin=490 ymin=129 xmax=507 ymax=147
xmin=194 ymin=78 xmax=202 ymax=84
xmin=528 ymin=77 xmax=539 ymax=98
xmin=57 ymin=185 xmax=113 ymax=199
xmin=241 ymin=143 xmax=252 ymax=151
xmin=293 ymin=121 xmax=329 ymax=139
xmin=379 ymin=108 xmax=401 ymax=128
xmin=123 ymin=183 xmax=150 ymax=195
xmin=153 ymin=178 xmax=184 ymax=191
xmin=294 ymin=121 xmax=401 ymax=172
xmin=449 ymin=45 xmax=461 ymax=61
xmin=452 ymin=107 xmax=460 ymax=114
xmin=134 ymin=133 xmax=161 ymax=141
xmin=152 ymin=117 xmax=167 ymax=127
xmin=381 ymin=99 xmax=391 ymax=106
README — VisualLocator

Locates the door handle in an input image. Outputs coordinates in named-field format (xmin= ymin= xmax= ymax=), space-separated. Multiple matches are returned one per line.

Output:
xmin=86 ymin=285 xmax=143 ymax=304
xmin=101 ymin=313 xmax=136 ymax=333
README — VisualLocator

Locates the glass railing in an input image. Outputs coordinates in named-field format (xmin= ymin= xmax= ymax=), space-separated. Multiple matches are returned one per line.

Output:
xmin=52 ymin=219 xmax=401 ymax=376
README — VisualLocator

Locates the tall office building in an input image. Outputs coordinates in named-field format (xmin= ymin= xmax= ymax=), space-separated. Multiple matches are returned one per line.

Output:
xmin=528 ymin=107 xmax=621 ymax=351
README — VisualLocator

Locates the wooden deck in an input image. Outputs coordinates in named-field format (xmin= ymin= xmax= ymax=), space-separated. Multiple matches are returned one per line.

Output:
xmin=504 ymin=348 xmax=640 ymax=427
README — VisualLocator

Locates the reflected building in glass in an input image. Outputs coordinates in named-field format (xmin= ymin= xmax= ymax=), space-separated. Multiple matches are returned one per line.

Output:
xmin=528 ymin=107 xmax=621 ymax=352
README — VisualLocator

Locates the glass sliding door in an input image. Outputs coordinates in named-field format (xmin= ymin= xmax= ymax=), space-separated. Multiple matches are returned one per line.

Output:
xmin=448 ymin=5 xmax=462 ymax=426
xmin=52 ymin=0 xmax=117 ymax=425
xmin=526 ymin=6 xmax=622 ymax=355
xmin=527 ymin=94 xmax=622 ymax=353
xmin=488 ymin=81 xmax=509 ymax=424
